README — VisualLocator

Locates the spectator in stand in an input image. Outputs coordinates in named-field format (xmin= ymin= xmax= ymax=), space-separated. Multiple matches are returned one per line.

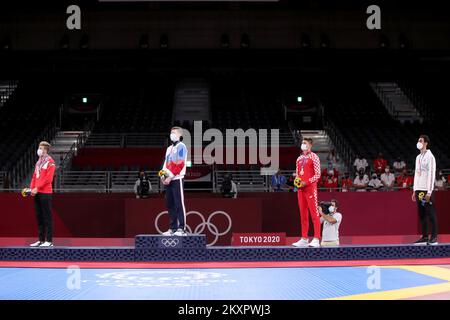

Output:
xmin=368 ymin=173 xmax=383 ymax=192
xmin=134 ymin=170 xmax=152 ymax=198
xmin=396 ymin=168 xmax=413 ymax=191
xmin=435 ymin=171 xmax=448 ymax=191
xmin=322 ymin=161 xmax=339 ymax=178
xmin=2 ymin=174 xmax=10 ymax=191
xmin=221 ymin=174 xmax=238 ymax=198
xmin=326 ymin=149 xmax=339 ymax=164
xmin=380 ymin=165 xmax=395 ymax=191
xmin=353 ymin=154 xmax=369 ymax=174
xmin=373 ymin=152 xmax=388 ymax=175
xmin=340 ymin=172 xmax=353 ymax=192
xmin=271 ymin=169 xmax=287 ymax=192
xmin=323 ymin=170 xmax=338 ymax=192
xmin=393 ymin=157 xmax=406 ymax=174
xmin=286 ymin=172 xmax=297 ymax=192
xmin=353 ymin=169 xmax=369 ymax=192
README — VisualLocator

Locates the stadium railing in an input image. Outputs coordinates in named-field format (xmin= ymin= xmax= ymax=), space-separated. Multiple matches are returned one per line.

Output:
xmin=0 ymin=171 xmax=6 ymax=188
xmin=60 ymin=124 xmax=94 ymax=170
xmin=2 ymin=168 xmax=448 ymax=193
xmin=215 ymin=170 xmax=269 ymax=193
xmin=84 ymin=131 xmax=295 ymax=148
xmin=8 ymin=116 xmax=59 ymax=188
xmin=322 ymin=111 xmax=355 ymax=171
xmin=57 ymin=171 xmax=160 ymax=193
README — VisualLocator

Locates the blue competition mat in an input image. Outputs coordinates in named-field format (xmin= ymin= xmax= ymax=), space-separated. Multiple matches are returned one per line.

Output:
xmin=0 ymin=266 xmax=445 ymax=300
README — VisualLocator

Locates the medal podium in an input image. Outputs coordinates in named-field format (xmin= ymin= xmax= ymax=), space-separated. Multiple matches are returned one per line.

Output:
xmin=0 ymin=234 xmax=449 ymax=262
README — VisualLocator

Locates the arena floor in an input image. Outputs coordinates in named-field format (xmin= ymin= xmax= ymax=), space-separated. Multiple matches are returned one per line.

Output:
xmin=1 ymin=260 xmax=450 ymax=300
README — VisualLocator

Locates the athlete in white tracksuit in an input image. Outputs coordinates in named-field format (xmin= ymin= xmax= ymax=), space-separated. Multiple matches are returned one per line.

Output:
xmin=412 ymin=135 xmax=438 ymax=245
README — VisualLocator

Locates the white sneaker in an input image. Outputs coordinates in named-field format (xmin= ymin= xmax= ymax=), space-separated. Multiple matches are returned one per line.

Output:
xmin=162 ymin=229 xmax=175 ymax=236
xmin=308 ymin=238 xmax=320 ymax=248
xmin=292 ymin=238 xmax=309 ymax=247
xmin=39 ymin=242 xmax=53 ymax=247
xmin=174 ymin=229 xmax=187 ymax=236
xmin=29 ymin=241 xmax=43 ymax=247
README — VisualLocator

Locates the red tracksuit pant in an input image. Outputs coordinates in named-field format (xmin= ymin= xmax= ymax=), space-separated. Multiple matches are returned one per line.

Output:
xmin=297 ymin=184 xmax=321 ymax=239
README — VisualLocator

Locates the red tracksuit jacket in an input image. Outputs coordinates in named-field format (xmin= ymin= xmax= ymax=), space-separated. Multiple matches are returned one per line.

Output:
xmin=296 ymin=151 xmax=321 ymax=187
xmin=30 ymin=155 xmax=56 ymax=194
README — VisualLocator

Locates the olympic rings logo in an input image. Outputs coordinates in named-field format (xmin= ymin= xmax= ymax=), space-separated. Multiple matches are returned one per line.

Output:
xmin=161 ymin=238 xmax=180 ymax=247
xmin=155 ymin=211 xmax=233 ymax=246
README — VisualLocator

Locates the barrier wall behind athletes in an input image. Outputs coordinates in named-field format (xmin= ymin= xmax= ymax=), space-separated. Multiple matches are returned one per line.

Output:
xmin=72 ymin=147 xmax=300 ymax=169
xmin=0 ymin=192 xmax=449 ymax=245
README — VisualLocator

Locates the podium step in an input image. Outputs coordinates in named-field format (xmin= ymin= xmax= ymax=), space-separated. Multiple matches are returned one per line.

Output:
xmin=135 ymin=234 xmax=206 ymax=249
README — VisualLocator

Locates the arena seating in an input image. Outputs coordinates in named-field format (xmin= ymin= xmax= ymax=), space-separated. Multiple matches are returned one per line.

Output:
xmin=323 ymin=81 xmax=449 ymax=171
xmin=400 ymin=79 xmax=450 ymax=164
xmin=0 ymin=80 xmax=60 ymax=174
xmin=87 ymin=79 xmax=174 ymax=135
xmin=3 ymin=76 xmax=446 ymax=193
xmin=210 ymin=75 xmax=288 ymax=131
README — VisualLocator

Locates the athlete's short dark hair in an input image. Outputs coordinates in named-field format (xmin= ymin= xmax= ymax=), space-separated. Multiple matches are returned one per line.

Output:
xmin=419 ymin=135 xmax=430 ymax=148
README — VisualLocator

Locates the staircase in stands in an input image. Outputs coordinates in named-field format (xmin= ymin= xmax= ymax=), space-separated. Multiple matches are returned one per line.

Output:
xmin=300 ymin=130 xmax=346 ymax=173
xmin=173 ymin=78 xmax=211 ymax=126
xmin=370 ymin=82 xmax=423 ymax=124
xmin=18 ymin=131 xmax=89 ymax=188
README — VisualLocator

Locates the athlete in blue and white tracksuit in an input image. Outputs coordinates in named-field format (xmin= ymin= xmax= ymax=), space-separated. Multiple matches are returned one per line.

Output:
xmin=161 ymin=127 xmax=188 ymax=236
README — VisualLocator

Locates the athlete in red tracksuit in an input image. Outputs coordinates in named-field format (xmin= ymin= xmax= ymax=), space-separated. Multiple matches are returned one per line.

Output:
xmin=29 ymin=141 xmax=56 ymax=247
xmin=293 ymin=138 xmax=321 ymax=247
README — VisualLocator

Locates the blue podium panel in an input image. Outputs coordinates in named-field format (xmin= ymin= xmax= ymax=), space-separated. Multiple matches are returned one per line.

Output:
xmin=134 ymin=234 xmax=206 ymax=250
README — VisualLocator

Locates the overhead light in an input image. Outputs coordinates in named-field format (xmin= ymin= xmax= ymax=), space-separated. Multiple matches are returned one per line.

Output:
xmin=220 ymin=33 xmax=230 ymax=48
xmin=160 ymin=34 xmax=169 ymax=49
xmin=300 ymin=33 xmax=311 ymax=48
xmin=80 ymin=34 xmax=89 ymax=50
xmin=297 ymin=96 xmax=303 ymax=103
xmin=1 ymin=36 xmax=11 ymax=50
xmin=240 ymin=33 xmax=250 ymax=48
xmin=379 ymin=34 xmax=390 ymax=49
xmin=60 ymin=34 xmax=70 ymax=50
xmin=399 ymin=34 xmax=410 ymax=49
xmin=320 ymin=34 xmax=330 ymax=48
xmin=139 ymin=34 xmax=149 ymax=49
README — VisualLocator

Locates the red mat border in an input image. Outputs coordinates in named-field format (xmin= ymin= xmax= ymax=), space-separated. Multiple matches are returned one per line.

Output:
xmin=1 ymin=258 xmax=450 ymax=269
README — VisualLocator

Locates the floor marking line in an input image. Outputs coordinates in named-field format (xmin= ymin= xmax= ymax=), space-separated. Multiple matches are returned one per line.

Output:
xmin=328 ymin=266 xmax=450 ymax=300
xmin=381 ymin=266 xmax=450 ymax=282
xmin=327 ymin=282 xmax=450 ymax=300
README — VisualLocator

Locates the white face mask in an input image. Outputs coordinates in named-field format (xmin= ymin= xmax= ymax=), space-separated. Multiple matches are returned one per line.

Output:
xmin=170 ymin=133 xmax=179 ymax=142
xmin=328 ymin=206 xmax=335 ymax=213
xmin=37 ymin=149 xmax=44 ymax=157
xmin=301 ymin=143 xmax=308 ymax=151
xmin=416 ymin=142 xmax=423 ymax=150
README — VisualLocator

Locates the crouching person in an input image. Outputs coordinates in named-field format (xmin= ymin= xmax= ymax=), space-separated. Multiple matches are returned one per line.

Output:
xmin=319 ymin=199 xmax=342 ymax=246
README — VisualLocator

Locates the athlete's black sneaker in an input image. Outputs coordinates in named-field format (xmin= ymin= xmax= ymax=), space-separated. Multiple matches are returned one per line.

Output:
xmin=427 ymin=237 xmax=438 ymax=246
xmin=413 ymin=237 xmax=428 ymax=245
